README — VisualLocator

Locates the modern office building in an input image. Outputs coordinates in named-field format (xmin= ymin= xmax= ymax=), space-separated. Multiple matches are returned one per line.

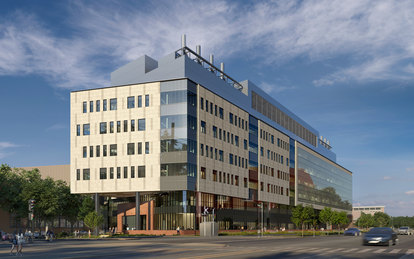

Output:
xmin=70 ymin=36 xmax=352 ymax=233
xmin=352 ymin=206 xmax=385 ymax=222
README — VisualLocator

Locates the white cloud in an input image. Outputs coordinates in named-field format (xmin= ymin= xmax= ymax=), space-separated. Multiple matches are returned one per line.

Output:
xmin=1 ymin=1 xmax=414 ymax=89
xmin=383 ymin=176 xmax=392 ymax=180
xmin=260 ymin=82 xmax=295 ymax=94
xmin=46 ymin=123 xmax=67 ymax=131
xmin=0 ymin=142 xmax=19 ymax=159
xmin=405 ymin=190 xmax=414 ymax=195
xmin=406 ymin=167 xmax=414 ymax=172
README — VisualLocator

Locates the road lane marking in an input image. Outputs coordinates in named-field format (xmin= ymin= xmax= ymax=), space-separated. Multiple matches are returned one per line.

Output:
xmin=358 ymin=248 xmax=372 ymax=253
xmin=325 ymin=248 xmax=345 ymax=253
xmin=181 ymin=249 xmax=260 ymax=259
xmin=374 ymin=249 xmax=387 ymax=253
xmin=390 ymin=249 xmax=401 ymax=254
xmin=346 ymin=248 xmax=359 ymax=253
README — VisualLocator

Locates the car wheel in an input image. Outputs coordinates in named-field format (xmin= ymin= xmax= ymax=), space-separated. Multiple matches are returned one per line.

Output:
xmin=354 ymin=233 xmax=357 ymax=236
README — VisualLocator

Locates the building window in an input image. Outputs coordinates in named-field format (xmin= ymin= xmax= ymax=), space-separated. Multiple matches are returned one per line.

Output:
xmin=235 ymin=175 xmax=239 ymax=186
xmin=219 ymin=107 xmax=224 ymax=119
xmin=117 ymin=121 xmax=121 ymax=133
xmin=213 ymin=126 xmax=217 ymax=138
xmin=261 ymin=182 xmax=264 ymax=191
xmin=82 ymin=102 xmax=87 ymax=113
xmin=219 ymin=150 xmax=223 ymax=161
xmin=145 ymin=142 xmax=150 ymax=154
xmin=200 ymin=97 xmax=204 ymax=110
xmin=213 ymin=170 xmax=217 ymax=182
xmin=235 ymin=115 xmax=238 ymax=126
xmin=90 ymin=101 xmax=93 ymax=112
xmin=206 ymin=145 xmax=209 ymax=157
xmin=110 ymin=144 xmax=117 ymax=156
xmin=205 ymin=100 xmax=209 ymax=112
xmin=103 ymin=99 xmax=107 ymax=111
xmin=110 ymin=121 xmax=114 ymax=133
xmin=109 ymin=98 xmax=117 ymax=110
xmin=200 ymin=144 xmax=204 ymax=156
xmin=96 ymin=100 xmax=100 ymax=112
xmin=76 ymin=169 xmax=80 ymax=180
xmin=127 ymin=96 xmax=135 ymax=108
xmin=229 ymin=154 xmax=233 ymax=165
xmin=124 ymin=120 xmax=128 ymax=132
xmin=210 ymin=102 xmax=213 ymax=114
xmin=214 ymin=105 xmax=217 ymax=116
xmin=100 ymin=168 xmax=107 ymax=179
xmin=201 ymin=167 xmax=206 ymax=179
xmin=244 ymin=139 xmax=248 ymax=150
xmin=138 ymin=95 xmax=142 ymax=107
xmin=229 ymin=113 xmax=233 ymax=124
xmin=96 ymin=145 xmax=100 ymax=157
xmin=76 ymin=125 xmax=80 ymax=136
xmin=83 ymin=169 xmax=90 ymax=180
xmin=200 ymin=121 xmax=206 ymax=133
xmin=260 ymin=147 xmax=264 ymax=156
xmin=145 ymin=94 xmax=150 ymax=107
xmin=127 ymin=143 xmax=135 ymax=155
xmin=244 ymin=177 xmax=247 ymax=188
xmin=138 ymin=166 xmax=145 ymax=178
xmin=83 ymin=146 xmax=87 ymax=158
xmin=117 ymin=167 xmax=121 ymax=179
xmin=89 ymin=146 xmax=93 ymax=157
xmin=235 ymin=136 xmax=239 ymax=147
xmin=83 ymin=124 xmax=90 ymax=135
xmin=103 ymin=145 xmax=107 ymax=156
xmin=131 ymin=166 xmax=135 ymax=178
xmin=138 ymin=142 xmax=142 ymax=154
xmin=110 ymin=167 xmax=114 ymax=179
xmin=131 ymin=120 xmax=135 ymax=131
xmin=123 ymin=167 xmax=128 ymax=178
xmin=210 ymin=147 xmax=213 ymax=159
xmin=100 ymin=122 xmax=107 ymax=134
xmin=138 ymin=119 xmax=146 ymax=131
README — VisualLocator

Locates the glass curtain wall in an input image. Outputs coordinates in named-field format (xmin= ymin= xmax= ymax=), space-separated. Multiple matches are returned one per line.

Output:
xmin=296 ymin=147 xmax=352 ymax=210
xmin=248 ymin=115 xmax=259 ymax=201
xmin=157 ymin=79 xmax=197 ymax=230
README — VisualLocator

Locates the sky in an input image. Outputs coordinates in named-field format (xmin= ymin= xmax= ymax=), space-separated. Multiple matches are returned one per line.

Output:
xmin=1 ymin=0 xmax=413 ymax=216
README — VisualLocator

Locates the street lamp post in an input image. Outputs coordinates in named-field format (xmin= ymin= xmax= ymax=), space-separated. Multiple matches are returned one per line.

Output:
xmin=257 ymin=202 xmax=264 ymax=237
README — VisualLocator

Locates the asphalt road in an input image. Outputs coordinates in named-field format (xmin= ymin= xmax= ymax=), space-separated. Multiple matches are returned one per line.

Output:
xmin=1 ymin=234 xmax=413 ymax=258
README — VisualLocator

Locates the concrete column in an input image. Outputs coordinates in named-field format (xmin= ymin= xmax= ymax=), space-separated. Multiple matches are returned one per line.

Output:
xmin=135 ymin=192 xmax=140 ymax=230
xmin=94 ymin=193 xmax=99 ymax=235
xmin=148 ymin=200 xmax=151 ymax=230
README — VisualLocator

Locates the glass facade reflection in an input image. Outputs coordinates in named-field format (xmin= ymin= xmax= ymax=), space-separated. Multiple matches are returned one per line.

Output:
xmin=296 ymin=147 xmax=352 ymax=210
xmin=160 ymin=79 xmax=197 ymax=188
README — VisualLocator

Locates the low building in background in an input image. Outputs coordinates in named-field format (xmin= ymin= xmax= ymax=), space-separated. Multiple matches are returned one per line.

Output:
xmin=352 ymin=206 xmax=385 ymax=222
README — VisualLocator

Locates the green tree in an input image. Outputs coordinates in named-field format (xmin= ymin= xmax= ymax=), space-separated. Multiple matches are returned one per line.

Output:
xmin=84 ymin=211 xmax=104 ymax=231
xmin=357 ymin=212 xmax=374 ymax=229
xmin=57 ymin=181 xmax=82 ymax=233
xmin=373 ymin=212 xmax=390 ymax=227
xmin=291 ymin=205 xmax=314 ymax=237
xmin=319 ymin=207 xmax=334 ymax=231
xmin=332 ymin=211 xmax=349 ymax=234
xmin=0 ymin=164 xmax=26 ymax=229
xmin=78 ymin=196 xmax=95 ymax=221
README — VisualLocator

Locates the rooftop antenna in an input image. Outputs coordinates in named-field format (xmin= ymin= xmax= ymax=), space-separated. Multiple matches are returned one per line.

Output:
xmin=209 ymin=54 xmax=214 ymax=72
xmin=220 ymin=62 xmax=225 ymax=80
xmin=181 ymin=34 xmax=186 ymax=48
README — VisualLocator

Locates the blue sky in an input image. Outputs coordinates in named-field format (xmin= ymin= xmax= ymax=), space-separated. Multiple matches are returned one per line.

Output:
xmin=1 ymin=0 xmax=414 ymax=216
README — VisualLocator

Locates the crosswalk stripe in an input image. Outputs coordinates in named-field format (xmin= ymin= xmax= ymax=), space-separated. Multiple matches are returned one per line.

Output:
xmin=346 ymin=248 xmax=359 ymax=253
xmin=374 ymin=249 xmax=386 ymax=253
xmin=389 ymin=249 xmax=401 ymax=254
xmin=325 ymin=248 xmax=345 ymax=253
xmin=358 ymin=248 xmax=372 ymax=253
xmin=406 ymin=249 xmax=414 ymax=254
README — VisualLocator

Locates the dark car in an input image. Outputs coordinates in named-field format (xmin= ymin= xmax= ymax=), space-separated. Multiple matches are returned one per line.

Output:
xmin=363 ymin=227 xmax=398 ymax=246
xmin=344 ymin=228 xmax=361 ymax=236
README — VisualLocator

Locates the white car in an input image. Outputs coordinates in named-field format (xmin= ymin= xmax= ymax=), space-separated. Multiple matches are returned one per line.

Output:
xmin=398 ymin=227 xmax=413 ymax=235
